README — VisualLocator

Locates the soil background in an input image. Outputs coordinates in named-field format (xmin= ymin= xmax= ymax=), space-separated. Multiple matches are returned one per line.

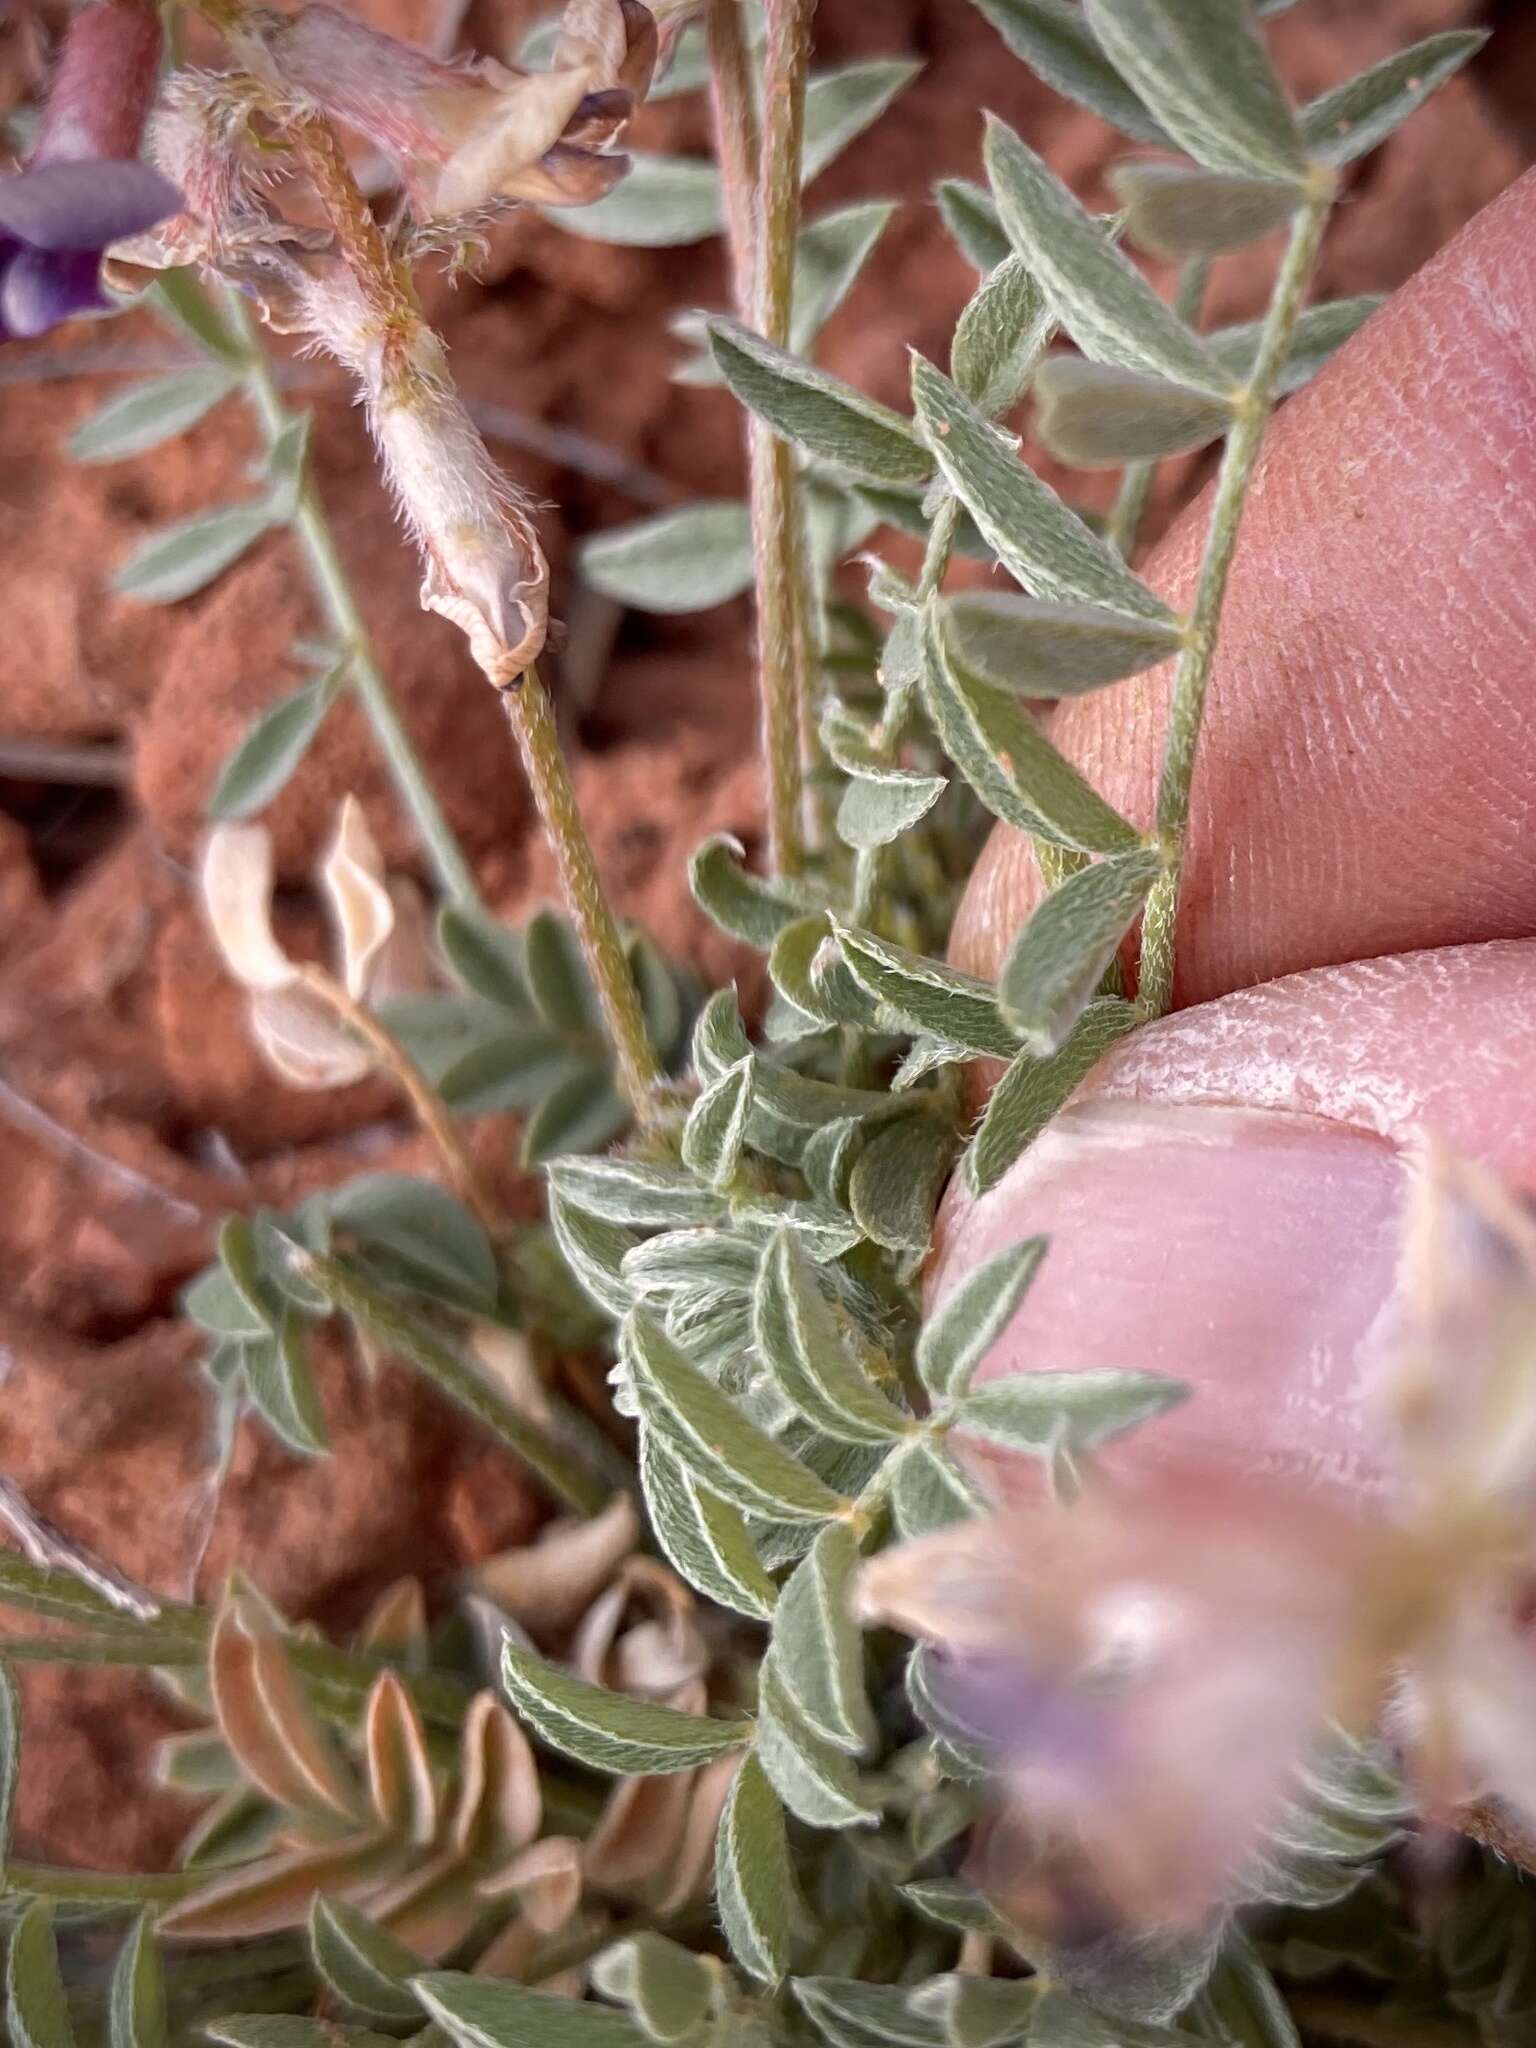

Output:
xmin=0 ymin=0 xmax=1529 ymax=1871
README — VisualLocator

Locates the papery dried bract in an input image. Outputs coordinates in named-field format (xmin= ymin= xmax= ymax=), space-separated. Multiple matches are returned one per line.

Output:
xmin=323 ymin=795 xmax=395 ymax=999
xmin=201 ymin=823 xmax=297 ymax=994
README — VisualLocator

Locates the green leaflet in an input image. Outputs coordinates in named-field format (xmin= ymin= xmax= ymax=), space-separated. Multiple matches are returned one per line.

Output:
xmin=1109 ymin=161 xmax=1302 ymax=260
xmin=1081 ymin=0 xmax=1306 ymax=182
xmin=580 ymin=502 xmax=754 ymax=614
xmin=965 ymin=998 xmax=1139 ymax=1194
xmin=547 ymin=1158 xmax=727 ymax=1230
xmin=847 ymin=1111 xmax=957 ymax=1254
xmin=715 ymin=1754 xmax=795 ymax=1983
xmin=437 ymin=903 xmax=532 ymax=1012
xmin=983 ymin=117 xmax=1231 ymax=396
xmin=998 ymin=850 xmax=1162 ymax=1054
xmin=1300 ymin=30 xmax=1487 ymax=169
xmin=753 ymin=1231 xmax=911 ymax=1446
xmin=793 ymin=1977 xmax=947 ymax=2048
xmin=836 ymin=764 xmax=949 ymax=852
xmin=951 ymin=252 xmax=1054 ymax=419
xmin=414 ymin=1974 xmax=649 ymax=2047
xmin=1188 ymin=1933 xmax=1302 ymax=2048
xmin=309 ymin=1896 xmax=424 ymax=2022
xmin=208 ymin=666 xmax=344 ymax=821
xmin=917 ymin=1238 xmax=1048 ymax=1399
xmin=681 ymin=1058 xmax=754 ymax=1187
xmin=501 ymin=1637 xmax=752 ymax=1775
xmin=639 ymin=1429 xmax=778 ymax=1621
xmin=936 ymin=178 xmax=1011 ymax=273
xmin=966 ymin=0 xmax=1167 ymax=146
xmin=939 ymin=591 xmax=1182 ymax=699
xmin=755 ymin=1658 xmax=881 ymax=1830
xmin=205 ymin=2026 xmax=397 ymax=2048
xmin=327 ymin=1173 xmax=500 ymax=1314
xmin=689 ymin=836 xmax=815 ymax=948
xmin=833 ymin=921 xmax=1019 ymax=1059
xmin=910 ymin=357 xmax=1171 ymax=622
xmin=114 ymin=501 xmax=277 ymax=605
xmin=108 ymin=1914 xmax=167 ymax=2048
xmin=947 ymin=1367 xmax=1188 ymax=1456
xmin=625 ymin=1308 xmax=852 ymax=1521
xmin=1033 ymin=357 xmax=1235 ymax=468
xmin=0 ymin=1656 xmax=19 ymax=1858
xmin=793 ymin=202 xmax=898 ymax=355
xmin=547 ymin=1190 xmax=640 ymax=1322
xmin=888 ymin=1439 xmax=987 ymax=1539
xmin=772 ymin=1524 xmax=878 ymax=1755
xmin=906 ymin=1973 xmax=1038 ymax=2048
xmin=707 ymin=320 xmax=932 ymax=484
xmin=7 ymin=1901 xmax=75 ymax=2048
xmin=590 ymin=1935 xmax=717 ymax=2044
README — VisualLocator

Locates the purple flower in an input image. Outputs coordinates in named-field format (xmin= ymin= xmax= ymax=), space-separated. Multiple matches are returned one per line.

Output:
xmin=0 ymin=160 xmax=181 ymax=339
xmin=2 ymin=0 xmax=179 ymax=342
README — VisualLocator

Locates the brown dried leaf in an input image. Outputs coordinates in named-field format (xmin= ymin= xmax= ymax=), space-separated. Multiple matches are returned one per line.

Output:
xmin=581 ymin=1768 xmax=693 ymax=1893
xmin=322 ymin=796 xmax=395 ymax=1000
xmin=159 ymin=1834 xmax=396 ymax=1939
xmin=656 ymin=1750 xmax=741 ymax=1914
xmin=473 ymin=1493 xmax=639 ymax=1638
xmin=364 ymin=1848 xmax=486 ymax=1961
xmin=211 ymin=1604 xmax=361 ymax=1820
xmin=356 ymin=1578 xmax=429 ymax=1660
xmin=571 ymin=1557 xmax=706 ymax=1697
xmin=452 ymin=1691 xmax=542 ymax=1865
xmin=365 ymin=1669 xmax=439 ymax=1846
xmin=480 ymin=1835 xmax=583 ymax=1934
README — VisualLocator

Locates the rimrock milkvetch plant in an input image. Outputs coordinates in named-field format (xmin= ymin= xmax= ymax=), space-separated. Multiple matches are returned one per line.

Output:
xmin=3 ymin=3 xmax=1532 ymax=2047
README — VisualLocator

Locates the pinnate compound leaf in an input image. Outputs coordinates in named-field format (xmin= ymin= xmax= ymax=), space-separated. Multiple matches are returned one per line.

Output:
xmin=754 ymin=1230 xmax=911 ymax=1446
xmin=773 ymin=1523 xmax=877 ymax=1755
xmin=309 ymin=1896 xmax=424 ymax=2022
xmin=966 ymin=997 xmax=1138 ymax=1195
xmin=999 ymin=849 xmax=1162 ymax=1054
xmin=580 ymin=503 xmax=753 ymax=613
xmin=71 ymin=368 xmax=236 ymax=464
xmin=115 ymin=502 xmax=275 ymax=605
xmin=501 ymin=1636 xmax=752 ymax=1775
xmin=414 ymin=1974 xmax=648 ymax=2047
xmin=625 ymin=1308 xmax=851 ymax=1521
xmin=1300 ymin=31 xmax=1487 ymax=169
xmin=834 ymin=921 xmax=1019 ymax=1058
xmin=951 ymin=252 xmax=1053 ymax=419
xmin=589 ymin=1934 xmax=715 ymax=2044
xmin=1109 ymin=160 xmax=1302 ymax=259
xmin=108 ymin=1914 xmax=166 ymax=2048
xmin=982 ymin=117 xmax=1231 ymax=396
xmin=639 ymin=1429 xmax=777 ymax=1621
xmin=681 ymin=1056 xmax=754 ymax=1186
xmin=7 ymin=1901 xmax=75 ymax=2048
xmin=707 ymin=320 xmax=931 ymax=484
xmin=1209 ymin=295 xmax=1381 ymax=396
xmin=949 ymin=1368 xmax=1187 ymax=1455
xmin=208 ymin=671 xmax=343 ymax=821
xmin=918 ymin=1238 xmax=1049 ymax=1400
xmin=941 ymin=591 xmax=1181 ymax=699
xmin=936 ymin=178 xmax=1010 ymax=273
xmin=1033 ymin=356 xmax=1235 ymax=467
xmin=925 ymin=610 xmax=1145 ymax=855
xmin=967 ymin=0 xmax=1167 ymax=145
xmin=909 ymin=358 xmax=1171 ymax=622
xmin=715 ymin=1754 xmax=793 ymax=1983
xmin=755 ymin=1658 xmax=880 ymax=1829
xmin=1082 ymin=0 xmax=1306 ymax=181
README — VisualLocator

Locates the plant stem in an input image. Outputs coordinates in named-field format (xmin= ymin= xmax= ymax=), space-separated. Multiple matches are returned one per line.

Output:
xmin=296 ymin=964 xmax=500 ymax=1237
xmin=1105 ymin=257 xmax=1210 ymax=560
xmin=499 ymin=666 xmax=666 ymax=1123
xmin=745 ymin=0 xmax=816 ymax=877
xmin=223 ymin=290 xmax=483 ymax=910
xmin=706 ymin=0 xmax=760 ymax=316
xmin=298 ymin=1248 xmax=615 ymax=1516
xmin=1137 ymin=178 xmax=1334 ymax=1017
xmin=3 ymin=1862 xmax=212 ymax=1906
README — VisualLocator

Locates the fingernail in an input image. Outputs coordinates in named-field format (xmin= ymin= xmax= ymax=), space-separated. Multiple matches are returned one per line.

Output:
xmin=933 ymin=1102 xmax=1408 ymax=1500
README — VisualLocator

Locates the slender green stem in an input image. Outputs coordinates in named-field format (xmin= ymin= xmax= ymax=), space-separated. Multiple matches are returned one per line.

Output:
xmin=1105 ymin=257 xmax=1210 ymax=560
xmin=299 ymin=1248 xmax=615 ymax=1516
xmin=222 ymin=289 xmax=482 ymax=909
xmin=745 ymin=0 xmax=816 ymax=876
xmin=499 ymin=666 xmax=666 ymax=1123
xmin=1137 ymin=179 xmax=1334 ymax=1017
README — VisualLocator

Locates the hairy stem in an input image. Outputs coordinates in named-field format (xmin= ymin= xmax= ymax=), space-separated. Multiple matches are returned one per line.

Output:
xmin=706 ymin=0 xmax=760 ymax=315
xmin=298 ymin=1248 xmax=615 ymax=1516
xmin=296 ymin=964 xmax=500 ymax=1237
xmin=500 ymin=667 xmax=666 ymax=1123
xmin=1105 ymin=256 xmax=1210 ymax=560
xmin=745 ymin=0 xmax=816 ymax=876
xmin=1137 ymin=177 xmax=1334 ymax=1017
xmin=223 ymin=290 xmax=483 ymax=909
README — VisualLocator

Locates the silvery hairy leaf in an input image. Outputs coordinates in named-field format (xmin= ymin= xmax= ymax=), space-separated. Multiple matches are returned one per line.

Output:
xmin=753 ymin=1230 xmax=911 ymax=1446
xmin=1187 ymin=1933 xmax=1301 ymax=2048
xmin=501 ymin=1637 xmax=752 ymax=1775
xmin=834 ymin=921 xmax=1019 ymax=1059
xmin=983 ymin=117 xmax=1232 ymax=396
xmin=947 ymin=1367 xmax=1188 ymax=1456
xmin=936 ymin=178 xmax=1012 ymax=274
xmin=952 ymin=252 xmax=1053 ymax=419
xmin=940 ymin=591 xmax=1182 ymax=699
xmin=716 ymin=1754 xmax=794 ymax=1983
xmin=415 ymin=1975 xmax=648 ymax=2047
xmin=1033 ymin=356 xmax=1235 ymax=467
xmin=1299 ymin=31 xmax=1487 ymax=169
xmin=547 ymin=1191 xmax=638 ymax=1322
xmin=115 ymin=502 xmax=276 ymax=606
xmin=208 ymin=666 xmax=346 ymax=822
xmin=755 ymin=1657 xmax=881 ymax=1829
xmin=793 ymin=1977 xmax=947 ymax=2048
xmin=590 ymin=1934 xmax=716 ymax=2045
xmin=690 ymin=835 xmax=815 ymax=948
xmin=998 ymin=849 xmax=1162 ymax=1053
xmin=889 ymin=1439 xmax=989 ymax=1540
xmin=836 ymin=762 xmax=949 ymax=852
xmin=7 ymin=1901 xmax=75 ymax=2048
xmin=436 ymin=903 xmax=531 ymax=1013
xmin=965 ymin=998 xmax=1139 ymax=1194
xmin=772 ymin=1522 xmax=879 ymax=1755
xmin=794 ymin=201 xmax=898 ymax=355
xmin=328 ymin=1173 xmax=499 ymax=1313
xmin=681 ymin=1058 xmax=754 ymax=1187
xmin=907 ymin=1973 xmax=1038 ymax=2048
xmin=1209 ymin=295 xmax=1382 ymax=396
xmin=848 ymin=1111 xmax=957 ymax=1253
xmin=1109 ymin=160 xmax=1302 ymax=259
xmin=639 ymin=1428 xmax=778 ymax=1621
xmin=967 ymin=0 xmax=1167 ymax=145
xmin=1082 ymin=0 xmax=1306 ymax=181
xmin=707 ymin=320 xmax=932 ymax=485
xmin=108 ymin=1914 xmax=166 ymax=2048
xmin=308 ymin=1897 xmax=423 ymax=2023
xmin=547 ymin=1157 xmax=727 ymax=1230
xmin=580 ymin=503 xmax=754 ymax=614
xmin=71 ymin=367 xmax=237 ymax=464
xmin=900 ymin=1878 xmax=1014 ymax=1940
xmin=917 ymin=1238 xmax=1049 ymax=1400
